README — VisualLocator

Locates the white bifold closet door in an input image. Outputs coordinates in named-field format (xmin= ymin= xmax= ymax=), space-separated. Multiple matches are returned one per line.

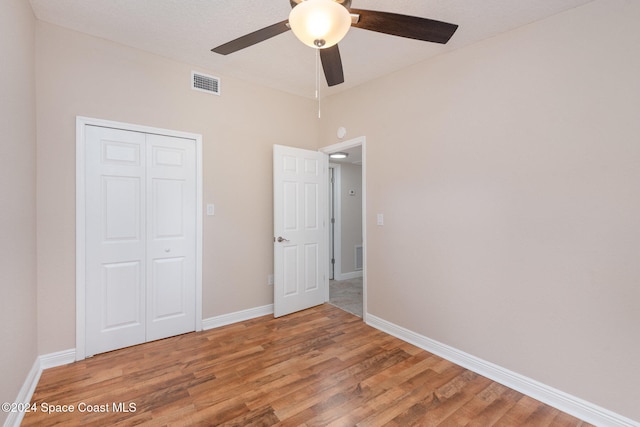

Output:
xmin=84 ymin=125 xmax=196 ymax=357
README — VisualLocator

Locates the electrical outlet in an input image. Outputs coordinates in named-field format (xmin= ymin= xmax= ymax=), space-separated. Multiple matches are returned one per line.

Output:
xmin=268 ymin=274 xmax=274 ymax=286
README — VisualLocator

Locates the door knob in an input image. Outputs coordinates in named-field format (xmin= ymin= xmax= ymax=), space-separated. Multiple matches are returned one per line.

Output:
xmin=276 ymin=236 xmax=289 ymax=243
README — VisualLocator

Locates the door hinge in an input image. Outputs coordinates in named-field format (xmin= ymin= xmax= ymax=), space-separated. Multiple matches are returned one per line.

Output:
xmin=331 ymin=258 xmax=335 ymax=264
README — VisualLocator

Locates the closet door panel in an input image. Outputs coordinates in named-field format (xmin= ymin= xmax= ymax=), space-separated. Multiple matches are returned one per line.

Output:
xmin=84 ymin=126 xmax=197 ymax=356
xmin=145 ymin=134 xmax=196 ymax=341
xmin=85 ymin=126 xmax=146 ymax=356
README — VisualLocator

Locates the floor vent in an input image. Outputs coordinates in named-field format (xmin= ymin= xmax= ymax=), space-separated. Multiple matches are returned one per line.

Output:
xmin=192 ymin=71 xmax=220 ymax=95
xmin=355 ymin=245 xmax=363 ymax=271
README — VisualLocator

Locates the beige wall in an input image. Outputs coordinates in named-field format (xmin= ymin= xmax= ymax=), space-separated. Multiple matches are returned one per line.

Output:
xmin=35 ymin=22 xmax=319 ymax=354
xmin=320 ymin=0 xmax=640 ymax=420
xmin=0 ymin=0 xmax=38 ymax=422
xmin=338 ymin=163 xmax=363 ymax=276
xmin=5 ymin=0 xmax=639 ymax=422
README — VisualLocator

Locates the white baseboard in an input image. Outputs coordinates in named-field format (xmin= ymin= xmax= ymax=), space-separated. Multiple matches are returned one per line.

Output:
xmin=3 ymin=359 xmax=40 ymax=427
xmin=202 ymin=304 xmax=274 ymax=330
xmin=335 ymin=271 xmax=363 ymax=281
xmin=366 ymin=314 xmax=639 ymax=427
xmin=39 ymin=348 xmax=76 ymax=370
xmin=3 ymin=349 xmax=76 ymax=427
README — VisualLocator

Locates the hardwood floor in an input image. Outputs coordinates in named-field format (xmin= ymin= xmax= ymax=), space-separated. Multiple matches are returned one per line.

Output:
xmin=23 ymin=304 xmax=592 ymax=426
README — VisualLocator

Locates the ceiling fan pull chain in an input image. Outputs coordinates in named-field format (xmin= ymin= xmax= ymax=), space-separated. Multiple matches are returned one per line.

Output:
xmin=316 ymin=48 xmax=321 ymax=119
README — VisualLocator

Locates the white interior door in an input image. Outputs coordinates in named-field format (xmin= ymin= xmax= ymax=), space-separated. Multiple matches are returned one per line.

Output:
xmin=85 ymin=125 xmax=196 ymax=356
xmin=273 ymin=144 xmax=328 ymax=317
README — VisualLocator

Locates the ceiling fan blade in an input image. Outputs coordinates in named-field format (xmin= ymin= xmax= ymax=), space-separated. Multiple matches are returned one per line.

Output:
xmin=212 ymin=19 xmax=291 ymax=55
xmin=349 ymin=9 xmax=458 ymax=44
xmin=320 ymin=45 xmax=344 ymax=87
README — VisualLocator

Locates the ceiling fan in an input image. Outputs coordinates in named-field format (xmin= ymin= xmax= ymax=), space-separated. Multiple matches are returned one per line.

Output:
xmin=211 ymin=0 xmax=458 ymax=87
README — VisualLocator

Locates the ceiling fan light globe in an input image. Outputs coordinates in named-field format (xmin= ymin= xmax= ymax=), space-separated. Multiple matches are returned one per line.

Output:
xmin=288 ymin=0 xmax=351 ymax=49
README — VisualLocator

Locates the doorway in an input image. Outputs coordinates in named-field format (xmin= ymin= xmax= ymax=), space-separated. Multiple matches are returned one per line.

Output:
xmin=321 ymin=137 xmax=366 ymax=319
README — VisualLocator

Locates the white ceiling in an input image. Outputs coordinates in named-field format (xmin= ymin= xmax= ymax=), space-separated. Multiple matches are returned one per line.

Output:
xmin=28 ymin=0 xmax=594 ymax=99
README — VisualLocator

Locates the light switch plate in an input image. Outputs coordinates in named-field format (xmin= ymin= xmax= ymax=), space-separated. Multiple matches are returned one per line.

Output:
xmin=377 ymin=213 xmax=384 ymax=226
xmin=206 ymin=204 xmax=215 ymax=216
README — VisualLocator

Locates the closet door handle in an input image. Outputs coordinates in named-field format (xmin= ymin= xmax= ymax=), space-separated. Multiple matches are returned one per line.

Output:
xmin=276 ymin=236 xmax=289 ymax=243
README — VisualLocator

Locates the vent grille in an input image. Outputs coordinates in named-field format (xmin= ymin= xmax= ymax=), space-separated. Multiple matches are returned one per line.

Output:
xmin=192 ymin=71 xmax=220 ymax=95
xmin=355 ymin=245 xmax=363 ymax=271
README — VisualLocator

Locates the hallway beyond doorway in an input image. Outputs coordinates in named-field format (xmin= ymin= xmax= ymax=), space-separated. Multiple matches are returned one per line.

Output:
xmin=329 ymin=277 xmax=363 ymax=317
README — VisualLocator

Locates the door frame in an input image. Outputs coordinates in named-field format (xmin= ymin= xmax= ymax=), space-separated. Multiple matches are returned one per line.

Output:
xmin=319 ymin=136 xmax=366 ymax=320
xmin=328 ymin=163 xmax=342 ymax=281
xmin=75 ymin=116 xmax=203 ymax=360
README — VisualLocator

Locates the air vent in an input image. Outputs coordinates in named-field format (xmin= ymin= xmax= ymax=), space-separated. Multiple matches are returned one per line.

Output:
xmin=355 ymin=245 xmax=363 ymax=271
xmin=192 ymin=71 xmax=220 ymax=95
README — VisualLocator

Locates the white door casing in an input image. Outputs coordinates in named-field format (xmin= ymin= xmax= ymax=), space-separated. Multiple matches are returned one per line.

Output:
xmin=273 ymin=145 xmax=328 ymax=317
xmin=77 ymin=117 xmax=202 ymax=359
xmin=320 ymin=136 xmax=367 ymax=320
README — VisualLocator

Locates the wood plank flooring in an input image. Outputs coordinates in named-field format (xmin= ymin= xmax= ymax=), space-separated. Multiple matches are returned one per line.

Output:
xmin=22 ymin=304 xmax=592 ymax=426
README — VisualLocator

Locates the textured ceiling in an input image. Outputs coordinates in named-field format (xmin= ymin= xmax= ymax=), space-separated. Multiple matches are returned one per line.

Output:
xmin=28 ymin=0 xmax=595 ymax=99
